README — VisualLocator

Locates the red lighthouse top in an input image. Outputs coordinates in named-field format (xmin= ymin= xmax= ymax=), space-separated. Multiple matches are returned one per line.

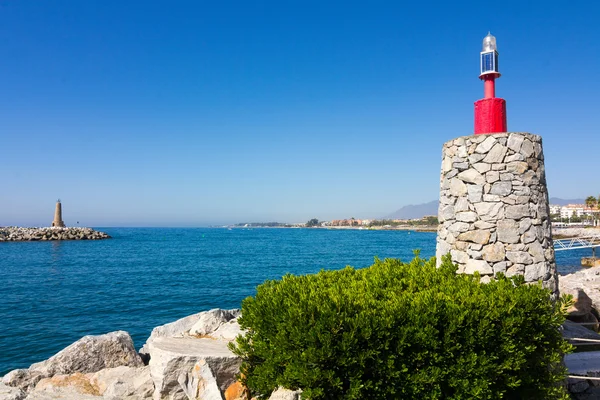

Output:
xmin=474 ymin=33 xmax=507 ymax=134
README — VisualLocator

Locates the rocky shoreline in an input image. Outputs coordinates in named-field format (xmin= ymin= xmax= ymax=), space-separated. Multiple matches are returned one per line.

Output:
xmin=0 ymin=227 xmax=110 ymax=242
xmin=0 ymin=309 xmax=299 ymax=400
xmin=3 ymin=280 xmax=600 ymax=400
xmin=2 ymin=253 xmax=600 ymax=399
xmin=553 ymin=227 xmax=600 ymax=239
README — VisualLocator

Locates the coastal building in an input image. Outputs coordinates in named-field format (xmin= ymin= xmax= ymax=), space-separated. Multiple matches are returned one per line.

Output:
xmin=560 ymin=205 xmax=586 ymax=219
xmin=52 ymin=200 xmax=66 ymax=227
xmin=549 ymin=204 xmax=598 ymax=220
xmin=549 ymin=205 xmax=562 ymax=215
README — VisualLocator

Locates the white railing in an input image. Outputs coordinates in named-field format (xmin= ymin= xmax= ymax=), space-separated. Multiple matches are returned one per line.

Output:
xmin=554 ymin=234 xmax=600 ymax=252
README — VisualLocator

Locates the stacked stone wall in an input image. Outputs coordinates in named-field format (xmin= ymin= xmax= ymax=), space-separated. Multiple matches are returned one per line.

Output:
xmin=436 ymin=132 xmax=557 ymax=295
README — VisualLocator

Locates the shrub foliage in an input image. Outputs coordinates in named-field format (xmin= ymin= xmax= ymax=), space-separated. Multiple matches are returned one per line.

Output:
xmin=230 ymin=254 xmax=572 ymax=399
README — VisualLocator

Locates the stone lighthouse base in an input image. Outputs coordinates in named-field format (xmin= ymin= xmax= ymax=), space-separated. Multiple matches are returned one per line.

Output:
xmin=436 ymin=132 xmax=557 ymax=297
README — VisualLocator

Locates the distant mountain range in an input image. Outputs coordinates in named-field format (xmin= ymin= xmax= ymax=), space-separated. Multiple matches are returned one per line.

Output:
xmin=384 ymin=201 xmax=439 ymax=220
xmin=385 ymin=198 xmax=586 ymax=220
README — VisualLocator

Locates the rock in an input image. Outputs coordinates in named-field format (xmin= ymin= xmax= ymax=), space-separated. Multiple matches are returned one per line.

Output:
xmin=475 ymin=136 xmax=496 ymax=153
xmin=524 ymin=262 xmax=544 ymax=282
xmin=521 ymin=139 xmax=535 ymax=157
xmin=188 ymin=309 xmax=240 ymax=338
xmin=560 ymin=266 xmax=600 ymax=314
xmin=455 ymin=212 xmax=478 ymax=223
xmin=0 ymin=227 xmax=110 ymax=242
xmin=496 ymin=220 xmax=520 ymax=244
xmin=485 ymin=170 xmax=500 ymax=183
xmin=472 ymin=162 xmax=491 ymax=174
xmin=91 ymin=366 xmax=154 ymax=399
xmin=568 ymin=312 xmax=600 ymax=333
xmin=457 ymin=169 xmax=485 ymax=185
xmin=147 ymin=337 xmax=241 ymax=400
xmin=2 ymin=369 xmax=45 ymax=392
xmin=0 ymin=382 xmax=25 ymax=400
xmin=569 ymin=379 xmax=590 ymax=394
xmin=31 ymin=331 xmax=143 ymax=376
xmin=140 ymin=309 xmax=241 ymax=356
xmin=442 ymin=157 xmax=453 ymax=173
xmin=464 ymin=259 xmax=493 ymax=275
xmin=457 ymin=230 xmax=491 ymax=245
xmin=507 ymin=134 xmax=524 ymax=152
xmin=482 ymin=243 xmax=506 ymax=263
xmin=209 ymin=319 xmax=243 ymax=341
xmin=505 ymin=205 xmax=530 ymax=220
xmin=25 ymin=389 xmax=102 ymax=399
xmin=506 ymin=264 xmax=524 ymax=277
xmin=269 ymin=388 xmax=303 ymax=400
xmin=439 ymin=205 xmax=455 ymax=222
xmin=562 ymin=320 xmax=600 ymax=341
xmin=454 ymin=197 xmax=469 ymax=212
xmin=490 ymin=181 xmax=512 ymax=196
xmin=474 ymin=220 xmax=495 ymax=230
xmin=449 ymin=178 xmax=467 ymax=197
xmin=453 ymin=162 xmax=469 ymax=170
xmin=482 ymin=143 xmax=508 ymax=163
xmin=467 ymin=184 xmax=483 ymax=203
xmin=527 ymin=241 xmax=546 ymax=263
xmin=138 ymin=309 xmax=242 ymax=400
xmin=468 ymin=153 xmax=485 ymax=164
xmin=493 ymin=262 xmax=508 ymax=275
xmin=505 ymin=153 xmax=525 ymax=162
xmin=3 ymin=331 xmax=143 ymax=392
xmin=447 ymin=222 xmax=470 ymax=234
xmin=506 ymin=161 xmax=529 ymax=174
xmin=563 ymin=288 xmax=594 ymax=317
xmin=224 ymin=381 xmax=246 ymax=400
xmin=451 ymin=249 xmax=469 ymax=264
xmin=519 ymin=218 xmax=533 ymax=234
xmin=474 ymin=202 xmax=502 ymax=219
xmin=33 ymin=373 xmax=101 ymax=397
xmin=507 ymin=251 xmax=533 ymax=265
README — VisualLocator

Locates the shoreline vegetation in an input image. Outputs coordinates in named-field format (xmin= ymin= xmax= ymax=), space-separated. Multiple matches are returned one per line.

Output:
xmin=232 ymin=216 xmax=440 ymax=232
xmin=230 ymin=221 xmax=600 ymax=237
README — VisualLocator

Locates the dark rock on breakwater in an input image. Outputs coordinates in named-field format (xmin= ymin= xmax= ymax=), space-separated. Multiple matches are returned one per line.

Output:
xmin=0 ymin=227 xmax=110 ymax=242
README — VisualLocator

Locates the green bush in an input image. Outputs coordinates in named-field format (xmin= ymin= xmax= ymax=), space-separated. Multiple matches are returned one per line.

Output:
xmin=230 ymin=254 xmax=572 ymax=399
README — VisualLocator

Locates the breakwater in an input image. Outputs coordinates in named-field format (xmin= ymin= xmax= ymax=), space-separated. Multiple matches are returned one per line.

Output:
xmin=0 ymin=227 xmax=110 ymax=242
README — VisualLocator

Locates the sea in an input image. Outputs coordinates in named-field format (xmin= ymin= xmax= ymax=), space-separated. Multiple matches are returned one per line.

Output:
xmin=0 ymin=227 xmax=590 ymax=375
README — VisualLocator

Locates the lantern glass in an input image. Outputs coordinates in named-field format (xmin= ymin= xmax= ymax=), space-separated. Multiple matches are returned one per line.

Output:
xmin=482 ymin=33 xmax=497 ymax=52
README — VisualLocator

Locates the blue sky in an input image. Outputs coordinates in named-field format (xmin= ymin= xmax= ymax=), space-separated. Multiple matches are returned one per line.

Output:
xmin=1 ymin=1 xmax=598 ymax=226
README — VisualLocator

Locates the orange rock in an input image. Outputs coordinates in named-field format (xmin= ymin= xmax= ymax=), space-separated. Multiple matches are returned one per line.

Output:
xmin=35 ymin=372 xmax=100 ymax=396
xmin=225 ymin=380 xmax=247 ymax=400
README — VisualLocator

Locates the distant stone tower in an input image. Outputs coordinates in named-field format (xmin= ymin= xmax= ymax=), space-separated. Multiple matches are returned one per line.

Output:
xmin=52 ymin=199 xmax=65 ymax=227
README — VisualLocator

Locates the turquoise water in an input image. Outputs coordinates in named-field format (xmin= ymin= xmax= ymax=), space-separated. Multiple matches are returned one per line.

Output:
xmin=0 ymin=228 xmax=588 ymax=375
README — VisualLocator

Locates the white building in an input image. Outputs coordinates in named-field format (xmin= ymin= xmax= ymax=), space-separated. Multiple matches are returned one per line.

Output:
xmin=560 ymin=204 xmax=586 ymax=219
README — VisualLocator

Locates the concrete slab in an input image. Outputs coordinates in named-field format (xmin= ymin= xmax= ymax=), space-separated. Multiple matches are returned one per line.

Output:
xmin=565 ymin=351 xmax=600 ymax=376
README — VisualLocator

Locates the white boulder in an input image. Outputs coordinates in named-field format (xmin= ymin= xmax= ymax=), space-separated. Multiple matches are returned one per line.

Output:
xmin=3 ymin=331 xmax=143 ymax=393
xmin=147 ymin=337 xmax=241 ymax=400
xmin=140 ymin=308 xmax=243 ymax=400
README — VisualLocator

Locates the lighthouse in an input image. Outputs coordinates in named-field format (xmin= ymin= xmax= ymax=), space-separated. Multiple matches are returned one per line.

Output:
xmin=474 ymin=32 xmax=507 ymax=134
xmin=52 ymin=199 xmax=65 ymax=227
